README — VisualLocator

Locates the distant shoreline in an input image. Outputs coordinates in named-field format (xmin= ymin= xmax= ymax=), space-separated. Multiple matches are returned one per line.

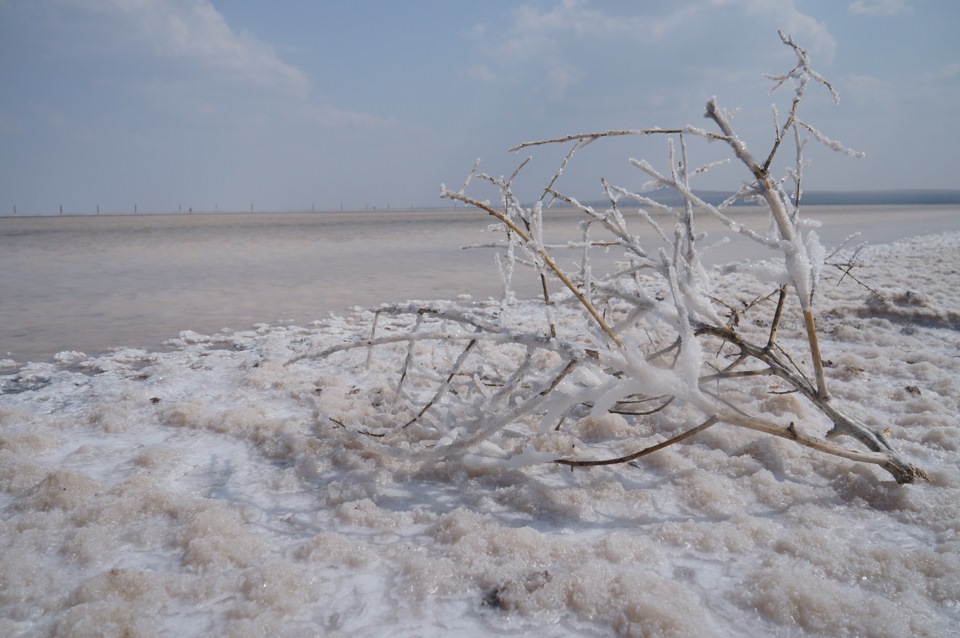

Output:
xmin=4 ymin=190 xmax=959 ymax=218
xmin=792 ymin=190 xmax=960 ymax=206
xmin=568 ymin=189 xmax=960 ymax=209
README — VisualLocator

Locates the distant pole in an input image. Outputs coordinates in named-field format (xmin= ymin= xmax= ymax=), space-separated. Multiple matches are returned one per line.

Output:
xmin=60 ymin=205 xmax=63 ymax=215
xmin=12 ymin=205 xmax=16 ymax=215
xmin=251 ymin=203 xmax=254 ymax=213
xmin=340 ymin=203 xmax=343 ymax=212
xmin=178 ymin=204 xmax=182 ymax=213
xmin=97 ymin=204 xmax=100 ymax=214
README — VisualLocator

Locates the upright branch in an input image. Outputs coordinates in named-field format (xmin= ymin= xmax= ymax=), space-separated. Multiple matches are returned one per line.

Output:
xmin=704 ymin=83 xmax=828 ymax=400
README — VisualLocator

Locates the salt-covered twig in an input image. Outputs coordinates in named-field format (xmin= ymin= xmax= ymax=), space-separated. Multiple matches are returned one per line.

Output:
xmin=440 ymin=186 xmax=622 ymax=346
xmin=402 ymin=338 xmax=477 ymax=429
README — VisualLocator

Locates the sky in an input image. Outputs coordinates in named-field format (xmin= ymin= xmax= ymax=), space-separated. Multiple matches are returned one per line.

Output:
xmin=0 ymin=0 xmax=958 ymax=214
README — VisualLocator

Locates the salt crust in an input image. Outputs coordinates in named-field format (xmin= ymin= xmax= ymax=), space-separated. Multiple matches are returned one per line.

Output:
xmin=1 ymin=234 xmax=959 ymax=636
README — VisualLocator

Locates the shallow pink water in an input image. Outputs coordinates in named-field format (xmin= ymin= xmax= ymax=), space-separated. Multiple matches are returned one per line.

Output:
xmin=2 ymin=205 xmax=959 ymax=363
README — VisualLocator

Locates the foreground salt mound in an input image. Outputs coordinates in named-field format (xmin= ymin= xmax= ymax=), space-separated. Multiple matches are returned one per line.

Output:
xmin=1 ymin=234 xmax=959 ymax=637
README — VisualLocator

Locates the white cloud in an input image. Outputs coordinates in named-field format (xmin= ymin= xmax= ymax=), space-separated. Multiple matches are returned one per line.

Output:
xmin=506 ymin=0 xmax=695 ymax=47
xmin=302 ymin=104 xmax=397 ymax=132
xmin=499 ymin=0 xmax=834 ymax=57
xmin=474 ymin=0 xmax=836 ymax=95
xmin=511 ymin=0 xmax=640 ymax=38
xmin=709 ymin=0 xmax=836 ymax=62
xmin=841 ymin=73 xmax=897 ymax=108
xmin=39 ymin=0 xmax=393 ymax=140
xmin=474 ymin=1 xmax=700 ymax=95
xmin=910 ymin=62 xmax=960 ymax=104
xmin=848 ymin=0 xmax=914 ymax=17
xmin=546 ymin=64 xmax=583 ymax=95
xmin=842 ymin=63 xmax=959 ymax=109
xmin=465 ymin=65 xmax=496 ymax=83
xmin=921 ymin=62 xmax=960 ymax=84
xmin=67 ymin=0 xmax=310 ymax=94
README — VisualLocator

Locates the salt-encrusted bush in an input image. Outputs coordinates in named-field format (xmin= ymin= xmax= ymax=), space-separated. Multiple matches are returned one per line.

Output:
xmin=292 ymin=32 xmax=925 ymax=484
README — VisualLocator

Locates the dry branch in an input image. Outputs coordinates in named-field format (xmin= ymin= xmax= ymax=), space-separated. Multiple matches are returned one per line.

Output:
xmin=295 ymin=32 xmax=926 ymax=485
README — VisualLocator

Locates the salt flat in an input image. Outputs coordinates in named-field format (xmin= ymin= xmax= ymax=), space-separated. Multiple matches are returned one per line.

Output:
xmin=1 ymin=225 xmax=958 ymax=636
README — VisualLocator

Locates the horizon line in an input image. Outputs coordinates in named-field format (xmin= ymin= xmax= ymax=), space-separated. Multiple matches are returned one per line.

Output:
xmin=4 ymin=189 xmax=960 ymax=218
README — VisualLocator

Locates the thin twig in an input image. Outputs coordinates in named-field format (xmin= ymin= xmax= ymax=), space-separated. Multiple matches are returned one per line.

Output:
xmin=442 ymin=188 xmax=623 ymax=347
xmin=402 ymin=338 xmax=477 ymax=429
xmin=699 ymin=368 xmax=775 ymax=383
xmin=609 ymin=395 xmax=675 ymax=416
xmin=830 ymin=262 xmax=883 ymax=297
xmin=767 ymin=285 xmax=788 ymax=348
xmin=553 ymin=416 xmax=719 ymax=468
xmin=510 ymin=129 xmax=688 ymax=152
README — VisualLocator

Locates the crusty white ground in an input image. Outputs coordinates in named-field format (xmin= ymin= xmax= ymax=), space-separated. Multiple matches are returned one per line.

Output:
xmin=1 ymin=233 xmax=958 ymax=637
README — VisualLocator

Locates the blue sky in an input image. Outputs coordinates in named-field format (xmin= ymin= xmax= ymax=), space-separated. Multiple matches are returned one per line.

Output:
xmin=0 ymin=0 xmax=957 ymax=213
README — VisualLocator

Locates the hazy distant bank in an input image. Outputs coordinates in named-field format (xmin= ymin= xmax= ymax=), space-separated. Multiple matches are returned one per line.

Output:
xmin=4 ymin=190 xmax=960 ymax=217
xmin=567 ymin=189 xmax=960 ymax=210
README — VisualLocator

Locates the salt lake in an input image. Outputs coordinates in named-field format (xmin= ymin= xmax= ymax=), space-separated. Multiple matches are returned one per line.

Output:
xmin=2 ymin=204 xmax=959 ymax=363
